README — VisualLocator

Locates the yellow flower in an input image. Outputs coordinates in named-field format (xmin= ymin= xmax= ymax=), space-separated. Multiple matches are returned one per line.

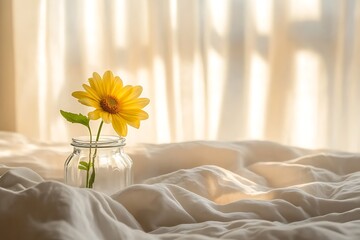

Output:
xmin=72 ymin=71 xmax=150 ymax=137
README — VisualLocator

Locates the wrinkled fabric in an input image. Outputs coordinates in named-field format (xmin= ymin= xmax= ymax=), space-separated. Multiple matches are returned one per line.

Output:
xmin=1 ymin=132 xmax=360 ymax=239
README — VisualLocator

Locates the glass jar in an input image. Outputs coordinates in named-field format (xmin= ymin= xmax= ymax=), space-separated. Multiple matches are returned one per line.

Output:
xmin=64 ymin=136 xmax=133 ymax=195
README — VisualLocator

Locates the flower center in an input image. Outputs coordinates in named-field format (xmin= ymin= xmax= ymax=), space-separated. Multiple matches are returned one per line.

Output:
xmin=100 ymin=96 xmax=119 ymax=114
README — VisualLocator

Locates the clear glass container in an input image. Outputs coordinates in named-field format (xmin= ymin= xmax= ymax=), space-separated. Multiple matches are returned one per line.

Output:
xmin=64 ymin=136 xmax=133 ymax=195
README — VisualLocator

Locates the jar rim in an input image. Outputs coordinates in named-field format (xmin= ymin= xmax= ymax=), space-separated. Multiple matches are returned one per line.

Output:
xmin=71 ymin=135 xmax=126 ymax=148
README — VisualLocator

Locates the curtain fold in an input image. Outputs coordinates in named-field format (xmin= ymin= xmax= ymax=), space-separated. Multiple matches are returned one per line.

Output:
xmin=0 ymin=0 xmax=16 ymax=132
xmin=2 ymin=0 xmax=360 ymax=152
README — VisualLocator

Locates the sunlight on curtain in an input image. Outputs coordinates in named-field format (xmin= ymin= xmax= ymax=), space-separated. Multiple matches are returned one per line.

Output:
xmin=208 ymin=0 xmax=229 ymax=36
xmin=192 ymin=52 xmax=206 ymax=140
xmin=5 ymin=0 xmax=360 ymax=152
xmin=253 ymin=0 xmax=273 ymax=34
xmin=290 ymin=0 xmax=320 ymax=21
xmin=49 ymin=2 xmax=66 ymax=140
xmin=84 ymin=0 xmax=102 ymax=67
xmin=206 ymin=0 xmax=229 ymax=139
xmin=37 ymin=0 xmax=47 ymax=139
xmin=291 ymin=51 xmax=321 ymax=148
xmin=153 ymin=56 xmax=171 ymax=142
xmin=207 ymin=49 xmax=226 ymax=139
xmin=169 ymin=0 xmax=183 ymax=140
xmin=113 ymin=0 xmax=127 ymax=48
xmin=248 ymin=53 xmax=269 ymax=139
xmin=170 ymin=0 xmax=177 ymax=30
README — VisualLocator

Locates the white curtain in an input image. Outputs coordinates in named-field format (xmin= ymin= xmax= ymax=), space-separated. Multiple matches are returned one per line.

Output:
xmin=1 ymin=0 xmax=360 ymax=151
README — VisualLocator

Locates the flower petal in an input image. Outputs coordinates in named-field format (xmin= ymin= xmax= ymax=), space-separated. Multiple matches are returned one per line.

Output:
xmin=118 ymin=113 xmax=141 ymax=128
xmin=82 ymin=84 xmax=101 ymax=101
xmin=88 ymin=109 xmax=102 ymax=120
xmin=92 ymin=72 xmax=105 ymax=96
xmin=127 ymin=86 xmax=143 ymax=99
xmin=88 ymin=78 xmax=103 ymax=98
xmin=122 ymin=98 xmax=150 ymax=109
xmin=121 ymin=109 xmax=149 ymax=120
xmin=102 ymin=71 xmax=112 ymax=94
xmin=120 ymin=86 xmax=143 ymax=101
xmin=112 ymin=115 xmax=128 ymax=137
xmin=100 ymin=111 xmax=112 ymax=124
xmin=78 ymin=98 xmax=100 ymax=108
xmin=116 ymin=85 xmax=133 ymax=100
xmin=72 ymin=91 xmax=91 ymax=100
xmin=111 ymin=76 xmax=124 ymax=95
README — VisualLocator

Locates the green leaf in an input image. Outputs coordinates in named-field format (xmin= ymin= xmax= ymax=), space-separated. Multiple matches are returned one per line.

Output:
xmin=78 ymin=165 xmax=88 ymax=171
xmin=79 ymin=161 xmax=89 ymax=167
xmin=78 ymin=161 xmax=89 ymax=170
xmin=60 ymin=110 xmax=90 ymax=127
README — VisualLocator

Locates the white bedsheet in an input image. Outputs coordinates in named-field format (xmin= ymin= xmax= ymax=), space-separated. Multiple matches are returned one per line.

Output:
xmin=1 ymin=131 xmax=360 ymax=239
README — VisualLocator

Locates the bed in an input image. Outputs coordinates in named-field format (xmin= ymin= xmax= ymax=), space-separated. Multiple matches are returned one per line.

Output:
xmin=1 ymin=131 xmax=360 ymax=239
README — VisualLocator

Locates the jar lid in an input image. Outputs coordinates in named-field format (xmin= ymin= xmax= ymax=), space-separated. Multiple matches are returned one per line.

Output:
xmin=71 ymin=136 xmax=126 ymax=148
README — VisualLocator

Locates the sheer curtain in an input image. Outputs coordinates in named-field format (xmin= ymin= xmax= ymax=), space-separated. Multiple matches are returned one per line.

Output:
xmin=1 ymin=0 xmax=360 ymax=151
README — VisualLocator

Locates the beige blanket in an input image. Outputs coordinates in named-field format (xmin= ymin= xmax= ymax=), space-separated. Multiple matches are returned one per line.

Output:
xmin=1 ymin=131 xmax=360 ymax=239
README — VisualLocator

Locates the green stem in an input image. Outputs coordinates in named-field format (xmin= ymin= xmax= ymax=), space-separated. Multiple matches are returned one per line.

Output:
xmin=86 ymin=126 xmax=92 ymax=188
xmin=88 ymin=121 xmax=104 ymax=188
